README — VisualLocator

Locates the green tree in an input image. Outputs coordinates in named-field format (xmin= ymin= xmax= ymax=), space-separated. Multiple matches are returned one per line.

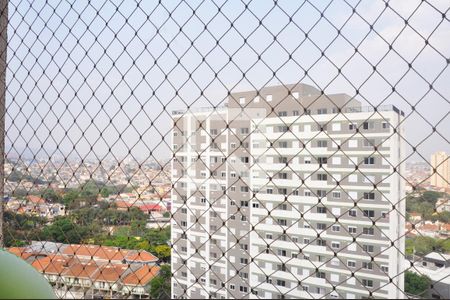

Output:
xmin=149 ymin=265 xmax=171 ymax=299
xmin=63 ymin=189 xmax=80 ymax=206
xmin=154 ymin=245 xmax=171 ymax=262
xmin=41 ymin=189 xmax=61 ymax=203
xmin=405 ymin=271 xmax=431 ymax=296
xmin=39 ymin=217 xmax=92 ymax=244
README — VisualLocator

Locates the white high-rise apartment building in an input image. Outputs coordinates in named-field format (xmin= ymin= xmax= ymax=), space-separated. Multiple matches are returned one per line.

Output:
xmin=171 ymin=83 xmax=406 ymax=299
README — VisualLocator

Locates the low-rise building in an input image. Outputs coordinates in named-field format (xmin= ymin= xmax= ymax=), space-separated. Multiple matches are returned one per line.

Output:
xmin=436 ymin=197 xmax=450 ymax=213
xmin=8 ymin=242 xmax=160 ymax=299
xmin=408 ymin=252 xmax=450 ymax=299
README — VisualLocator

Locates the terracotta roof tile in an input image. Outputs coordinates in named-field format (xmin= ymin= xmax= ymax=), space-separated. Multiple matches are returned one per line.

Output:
xmin=62 ymin=261 xmax=100 ymax=279
xmin=32 ymin=254 xmax=68 ymax=275
xmin=122 ymin=265 xmax=160 ymax=286
xmin=125 ymin=250 xmax=158 ymax=262
xmin=94 ymin=263 xmax=130 ymax=283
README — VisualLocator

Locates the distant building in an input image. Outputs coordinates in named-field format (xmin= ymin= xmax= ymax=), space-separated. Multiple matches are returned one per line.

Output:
xmin=139 ymin=204 xmax=164 ymax=214
xmin=6 ymin=197 xmax=65 ymax=220
xmin=408 ymin=252 xmax=450 ymax=299
xmin=431 ymin=152 xmax=449 ymax=189
xmin=436 ymin=197 xmax=450 ymax=213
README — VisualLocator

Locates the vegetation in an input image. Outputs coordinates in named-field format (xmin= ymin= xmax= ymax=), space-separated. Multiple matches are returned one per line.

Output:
xmin=405 ymin=236 xmax=450 ymax=256
xmin=405 ymin=271 xmax=431 ymax=296
xmin=149 ymin=265 xmax=171 ymax=299
xmin=406 ymin=191 xmax=446 ymax=221
xmin=5 ymin=193 xmax=171 ymax=261
xmin=5 ymin=180 xmax=171 ymax=295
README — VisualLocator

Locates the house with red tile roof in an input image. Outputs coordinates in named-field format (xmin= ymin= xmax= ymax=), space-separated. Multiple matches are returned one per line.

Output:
xmin=7 ymin=242 xmax=161 ymax=299
xmin=139 ymin=203 xmax=164 ymax=214
xmin=122 ymin=265 xmax=160 ymax=296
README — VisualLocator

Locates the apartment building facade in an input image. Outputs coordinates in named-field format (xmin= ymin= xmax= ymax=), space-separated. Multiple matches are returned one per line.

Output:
xmin=430 ymin=151 xmax=449 ymax=189
xmin=171 ymin=83 xmax=405 ymax=299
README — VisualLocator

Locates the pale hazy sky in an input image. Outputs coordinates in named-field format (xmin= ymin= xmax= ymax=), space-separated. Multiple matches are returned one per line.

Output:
xmin=5 ymin=0 xmax=450 ymax=165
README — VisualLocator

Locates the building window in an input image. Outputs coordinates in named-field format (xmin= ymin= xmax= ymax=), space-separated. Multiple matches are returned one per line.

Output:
xmin=364 ymin=157 xmax=375 ymax=165
xmin=331 ymin=242 xmax=340 ymax=249
xmin=240 ymin=127 xmax=249 ymax=134
xmin=317 ymin=239 xmax=326 ymax=246
xmin=382 ymin=122 xmax=389 ymax=129
xmin=362 ymin=262 xmax=373 ymax=270
xmin=316 ymin=272 xmax=326 ymax=279
xmin=363 ymin=227 xmax=375 ymax=235
xmin=277 ymin=264 xmax=287 ymax=271
xmin=241 ymin=157 xmax=249 ymax=163
xmin=278 ymin=156 xmax=288 ymax=164
xmin=266 ymin=94 xmax=272 ymax=102
xmin=317 ymin=174 xmax=327 ymax=181
xmin=363 ymin=210 xmax=375 ymax=218
xmin=317 ymin=207 xmax=327 ymax=214
xmin=276 ymin=280 xmax=286 ymax=287
xmin=332 ymin=225 xmax=340 ymax=232
xmin=349 ymin=209 xmax=357 ymax=217
xmin=279 ymin=203 xmax=288 ymax=210
xmin=317 ymin=140 xmax=328 ymax=148
xmin=240 ymin=286 xmax=248 ymax=293
xmin=363 ymin=245 xmax=375 ymax=253
xmin=363 ymin=139 xmax=376 ymax=147
xmin=293 ymin=110 xmax=299 ymax=116
xmin=240 ymin=258 xmax=249 ymax=264
xmin=347 ymin=261 xmax=356 ymax=268
xmin=348 ymin=226 xmax=357 ymax=234
xmin=362 ymin=279 xmax=374 ymax=287
xmin=317 ymin=108 xmax=327 ymax=114
xmin=363 ymin=192 xmax=375 ymax=200
xmin=240 ymin=200 xmax=249 ymax=207
xmin=279 ymin=141 xmax=288 ymax=148
xmin=278 ymin=111 xmax=287 ymax=117
xmin=277 ymin=249 xmax=287 ymax=257
xmin=349 ymin=123 xmax=357 ymax=130
xmin=279 ymin=172 xmax=288 ymax=179
xmin=317 ymin=190 xmax=327 ymax=198
xmin=332 ymin=191 xmax=341 ymax=198
xmin=318 ymin=157 xmax=328 ymax=164
xmin=240 ymin=186 xmax=249 ymax=193
xmin=317 ymin=223 xmax=326 ymax=230
xmin=363 ymin=121 xmax=374 ymax=130
xmin=278 ymin=188 xmax=287 ymax=195
xmin=277 ymin=219 xmax=287 ymax=226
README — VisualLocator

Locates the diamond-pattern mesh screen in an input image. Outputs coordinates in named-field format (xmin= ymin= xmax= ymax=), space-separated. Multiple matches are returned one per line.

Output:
xmin=1 ymin=0 xmax=449 ymax=299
